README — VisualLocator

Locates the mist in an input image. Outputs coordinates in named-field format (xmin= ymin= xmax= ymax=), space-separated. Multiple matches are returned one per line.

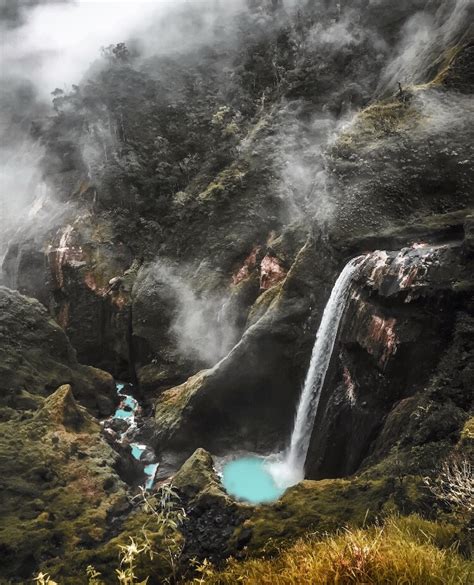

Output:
xmin=148 ymin=261 xmax=238 ymax=367
xmin=0 ymin=0 xmax=245 ymax=256
xmin=1 ymin=0 xmax=471 ymax=265
xmin=377 ymin=0 xmax=472 ymax=93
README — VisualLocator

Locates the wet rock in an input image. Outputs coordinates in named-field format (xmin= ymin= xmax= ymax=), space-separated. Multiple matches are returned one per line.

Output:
xmin=304 ymin=241 xmax=473 ymax=480
xmin=140 ymin=447 xmax=156 ymax=464
xmin=114 ymin=442 xmax=146 ymax=487
xmin=103 ymin=417 xmax=129 ymax=435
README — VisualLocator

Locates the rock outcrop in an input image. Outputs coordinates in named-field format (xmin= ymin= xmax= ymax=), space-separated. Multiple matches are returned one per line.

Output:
xmin=0 ymin=384 xmax=129 ymax=582
xmin=0 ymin=286 xmax=116 ymax=416
xmin=152 ymin=237 xmax=337 ymax=462
xmin=305 ymin=237 xmax=473 ymax=479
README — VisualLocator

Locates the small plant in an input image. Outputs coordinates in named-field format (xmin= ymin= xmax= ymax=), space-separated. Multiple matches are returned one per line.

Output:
xmin=192 ymin=558 xmax=215 ymax=584
xmin=115 ymin=537 xmax=152 ymax=585
xmin=424 ymin=457 xmax=474 ymax=519
xmin=86 ymin=565 xmax=104 ymax=585
xmin=131 ymin=484 xmax=187 ymax=582
xmin=33 ymin=574 xmax=58 ymax=585
xmin=133 ymin=484 xmax=187 ymax=535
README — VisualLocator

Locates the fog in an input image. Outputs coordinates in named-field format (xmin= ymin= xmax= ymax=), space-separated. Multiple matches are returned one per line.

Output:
xmin=148 ymin=262 xmax=238 ymax=366
xmin=1 ymin=0 xmax=246 ymax=98
xmin=0 ymin=0 xmax=245 ymax=253
xmin=0 ymin=0 xmax=470 ymax=282
xmin=378 ymin=0 xmax=472 ymax=93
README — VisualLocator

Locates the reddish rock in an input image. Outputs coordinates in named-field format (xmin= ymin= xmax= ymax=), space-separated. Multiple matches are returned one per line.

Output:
xmin=48 ymin=225 xmax=85 ymax=290
xmin=367 ymin=314 xmax=398 ymax=367
xmin=260 ymin=254 xmax=286 ymax=290
xmin=232 ymin=246 xmax=260 ymax=285
xmin=342 ymin=365 xmax=356 ymax=405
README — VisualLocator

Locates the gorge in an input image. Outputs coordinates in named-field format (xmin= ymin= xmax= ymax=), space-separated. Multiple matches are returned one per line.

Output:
xmin=0 ymin=1 xmax=473 ymax=583
xmin=221 ymin=254 xmax=367 ymax=502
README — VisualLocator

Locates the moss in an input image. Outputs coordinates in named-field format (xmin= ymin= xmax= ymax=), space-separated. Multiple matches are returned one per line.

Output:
xmin=337 ymin=97 xmax=422 ymax=151
xmin=154 ymin=370 xmax=208 ymax=433
xmin=197 ymin=164 xmax=248 ymax=201
xmin=35 ymin=385 xmax=99 ymax=433
xmin=172 ymin=448 xmax=217 ymax=496
xmin=429 ymin=45 xmax=464 ymax=86
xmin=458 ymin=417 xmax=474 ymax=465
xmin=0 ymin=386 xmax=129 ymax=582
xmin=0 ymin=287 xmax=116 ymax=416
xmin=232 ymin=475 xmax=429 ymax=555
xmin=246 ymin=282 xmax=283 ymax=326
xmin=337 ymin=208 xmax=473 ymax=254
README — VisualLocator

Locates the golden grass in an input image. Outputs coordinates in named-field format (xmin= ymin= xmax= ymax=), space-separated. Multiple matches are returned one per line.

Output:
xmin=190 ymin=516 xmax=473 ymax=584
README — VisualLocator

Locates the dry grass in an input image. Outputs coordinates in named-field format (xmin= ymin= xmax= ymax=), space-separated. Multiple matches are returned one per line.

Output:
xmin=190 ymin=516 xmax=473 ymax=584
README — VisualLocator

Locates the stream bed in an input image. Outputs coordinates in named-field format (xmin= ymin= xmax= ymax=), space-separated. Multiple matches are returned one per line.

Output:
xmin=104 ymin=382 xmax=159 ymax=490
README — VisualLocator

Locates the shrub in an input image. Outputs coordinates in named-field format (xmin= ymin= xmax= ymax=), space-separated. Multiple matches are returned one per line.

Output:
xmin=424 ymin=457 xmax=474 ymax=520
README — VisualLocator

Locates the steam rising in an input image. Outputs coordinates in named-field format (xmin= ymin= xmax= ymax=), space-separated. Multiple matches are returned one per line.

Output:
xmin=150 ymin=262 xmax=238 ymax=367
xmin=0 ymin=0 xmax=244 ymax=253
xmin=1 ymin=0 xmax=471 ymax=270
xmin=378 ymin=0 xmax=472 ymax=93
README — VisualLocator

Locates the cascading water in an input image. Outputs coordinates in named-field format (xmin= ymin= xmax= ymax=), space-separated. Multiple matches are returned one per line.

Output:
xmin=221 ymin=256 xmax=365 ymax=503
xmin=103 ymin=383 xmax=159 ymax=490
xmin=268 ymin=255 xmax=365 ymax=489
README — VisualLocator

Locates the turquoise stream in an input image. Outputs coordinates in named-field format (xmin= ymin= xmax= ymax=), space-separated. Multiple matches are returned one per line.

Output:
xmin=221 ymin=456 xmax=285 ymax=504
xmin=113 ymin=383 xmax=158 ymax=490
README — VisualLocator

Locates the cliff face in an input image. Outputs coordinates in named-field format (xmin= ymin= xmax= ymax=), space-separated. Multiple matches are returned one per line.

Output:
xmin=0 ymin=288 xmax=128 ymax=581
xmin=3 ymin=1 xmax=471 ymax=388
xmin=305 ymin=235 xmax=473 ymax=479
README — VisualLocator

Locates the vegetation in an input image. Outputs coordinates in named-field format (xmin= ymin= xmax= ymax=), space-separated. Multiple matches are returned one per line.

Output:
xmin=424 ymin=457 xmax=474 ymax=520
xmin=31 ymin=484 xmax=186 ymax=585
xmin=189 ymin=515 xmax=473 ymax=585
xmin=3 ymin=3 xmax=472 ymax=584
xmin=31 ymin=514 xmax=471 ymax=584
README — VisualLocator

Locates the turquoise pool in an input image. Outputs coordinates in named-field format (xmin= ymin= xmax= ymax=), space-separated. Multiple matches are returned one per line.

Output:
xmin=221 ymin=456 xmax=285 ymax=504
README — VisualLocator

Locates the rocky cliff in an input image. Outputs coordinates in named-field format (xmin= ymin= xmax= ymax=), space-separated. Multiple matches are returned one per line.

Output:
xmin=0 ymin=0 xmax=472 ymax=582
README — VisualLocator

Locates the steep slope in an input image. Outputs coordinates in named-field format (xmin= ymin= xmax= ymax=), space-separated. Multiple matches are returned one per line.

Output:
xmin=0 ymin=1 xmax=472 ymax=582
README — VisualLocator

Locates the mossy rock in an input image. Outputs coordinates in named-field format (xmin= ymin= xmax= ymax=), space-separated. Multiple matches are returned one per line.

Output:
xmin=0 ymin=386 xmax=129 ymax=582
xmin=232 ymin=475 xmax=430 ymax=555
xmin=0 ymin=286 xmax=116 ymax=416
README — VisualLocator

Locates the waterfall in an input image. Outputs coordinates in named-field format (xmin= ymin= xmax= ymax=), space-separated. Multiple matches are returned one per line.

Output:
xmin=269 ymin=256 xmax=365 ymax=488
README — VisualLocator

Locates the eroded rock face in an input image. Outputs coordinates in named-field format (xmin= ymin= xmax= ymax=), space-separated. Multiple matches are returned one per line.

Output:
xmin=304 ymin=240 xmax=473 ymax=479
xmin=151 ymin=237 xmax=338 ymax=463
xmin=0 ymin=286 xmax=116 ymax=416
xmin=2 ymin=216 xmax=135 ymax=378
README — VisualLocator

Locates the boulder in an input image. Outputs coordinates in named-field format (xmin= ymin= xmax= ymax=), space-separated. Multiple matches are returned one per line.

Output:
xmin=172 ymin=449 xmax=249 ymax=566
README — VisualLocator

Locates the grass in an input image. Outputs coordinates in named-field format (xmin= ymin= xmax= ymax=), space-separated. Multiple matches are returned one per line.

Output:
xmin=336 ymin=97 xmax=421 ymax=152
xmin=189 ymin=516 xmax=473 ymax=585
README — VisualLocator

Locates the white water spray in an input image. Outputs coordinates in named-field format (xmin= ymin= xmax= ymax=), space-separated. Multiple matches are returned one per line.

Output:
xmin=269 ymin=256 xmax=365 ymax=488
